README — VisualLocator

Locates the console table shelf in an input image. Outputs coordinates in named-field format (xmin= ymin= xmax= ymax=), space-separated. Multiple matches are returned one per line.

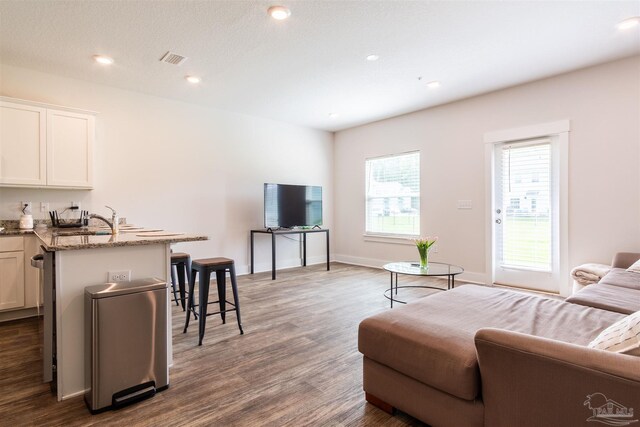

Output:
xmin=250 ymin=228 xmax=330 ymax=280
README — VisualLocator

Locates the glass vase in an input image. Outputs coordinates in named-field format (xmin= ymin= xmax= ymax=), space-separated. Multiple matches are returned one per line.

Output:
xmin=417 ymin=246 xmax=429 ymax=269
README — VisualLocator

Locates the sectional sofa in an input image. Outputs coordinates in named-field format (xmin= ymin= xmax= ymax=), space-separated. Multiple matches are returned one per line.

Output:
xmin=358 ymin=252 xmax=640 ymax=427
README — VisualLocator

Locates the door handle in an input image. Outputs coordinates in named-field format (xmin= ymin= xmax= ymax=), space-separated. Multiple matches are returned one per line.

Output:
xmin=495 ymin=219 xmax=502 ymax=224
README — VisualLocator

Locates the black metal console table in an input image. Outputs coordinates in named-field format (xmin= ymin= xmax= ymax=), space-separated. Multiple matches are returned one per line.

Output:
xmin=250 ymin=228 xmax=330 ymax=280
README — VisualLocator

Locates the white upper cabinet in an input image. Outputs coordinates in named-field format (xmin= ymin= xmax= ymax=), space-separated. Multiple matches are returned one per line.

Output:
xmin=0 ymin=101 xmax=47 ymax=186
xmin=47 ymin=109 xmax=94 ymax=188
xmin=0 ymin=97 xmax=96 ymax=189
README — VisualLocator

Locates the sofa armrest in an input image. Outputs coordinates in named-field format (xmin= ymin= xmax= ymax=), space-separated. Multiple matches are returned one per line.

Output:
xmin=475 ymin=328 xmax=640 ymax=427
xmin=611 ymin=252 xmax=640 ymax=269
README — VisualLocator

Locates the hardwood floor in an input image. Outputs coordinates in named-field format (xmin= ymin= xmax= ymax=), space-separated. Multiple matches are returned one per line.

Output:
xmin=0 ymin=263 xmax=452 ymax=426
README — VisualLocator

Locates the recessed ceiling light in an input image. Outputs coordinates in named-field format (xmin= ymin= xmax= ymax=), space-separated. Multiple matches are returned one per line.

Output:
xmin=93 ymin=55 xmax=114 ymax=65
xmin=426 ymin=81 xmax=441 ymax=89
xmin=366 ymin=54 xmax=379 ymax=61
xmin=617 ymin=16 xmax=640 ymax=30
xmin=268 ymin=6 xmax=291 ymax=20
xmin=185 ymin=76 xmax=201 ymax=84
xmin=328 ymin=113 xmax=339 ymax=119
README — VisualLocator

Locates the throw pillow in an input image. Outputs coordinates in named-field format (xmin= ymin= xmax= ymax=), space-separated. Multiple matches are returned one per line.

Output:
xmin=627 ymin=258 xmax=640 ymax=273
xmin=588 ymin=311 xmax=640 ymax=356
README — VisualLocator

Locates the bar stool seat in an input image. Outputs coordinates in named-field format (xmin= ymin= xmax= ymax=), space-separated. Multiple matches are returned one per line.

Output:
xmin=184 ymin=257 xmax=243 ymax=345
xmin=170 ymin=252 xmax=191 ymax=312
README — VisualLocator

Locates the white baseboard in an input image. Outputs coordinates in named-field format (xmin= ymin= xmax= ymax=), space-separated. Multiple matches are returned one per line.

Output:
xmin=238 ymin=255 xmax=329 ymax=276
xmin=333 ymin=253 xmax=487 ymax=284
xmin=0 ymin=307 xmax=41 ymax=323
xmin=332 ymin=254 xmax=389 ymax=269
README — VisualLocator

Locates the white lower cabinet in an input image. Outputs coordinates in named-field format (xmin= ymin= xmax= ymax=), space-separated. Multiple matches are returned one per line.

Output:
xmin=0 ymin=237 xmax=25 ymax=311
xmin=0 ymin=236 xmax=40 ymax=314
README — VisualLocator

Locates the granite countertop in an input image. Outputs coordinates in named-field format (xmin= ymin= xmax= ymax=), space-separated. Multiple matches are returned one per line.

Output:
xmin=1 ymin=221 xmax=208 ymax=250
xmin=0 ymin=219 xmax=42 ymax=235
xmin=35 ymin=228 xmax=208 ymax=251
xmin=0 ymin=228 xmax=35 ymax=236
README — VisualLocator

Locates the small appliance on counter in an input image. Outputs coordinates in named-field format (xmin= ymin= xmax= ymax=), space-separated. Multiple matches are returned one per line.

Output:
xmin=19 ymin=203 xmax=34 ymax=230
xmin=49 ymin=210 xmax=89 ymax=228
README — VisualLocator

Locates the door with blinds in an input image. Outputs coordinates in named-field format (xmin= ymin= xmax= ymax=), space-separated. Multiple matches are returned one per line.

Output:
xmin=493 ymin=138 xmax=559 ymax=292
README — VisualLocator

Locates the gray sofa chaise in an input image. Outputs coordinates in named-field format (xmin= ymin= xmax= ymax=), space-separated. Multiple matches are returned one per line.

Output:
xmin=358 ymin=252 xmax=640 ymax=427
xmin=565 ymin=252 xmax=640 ymax=314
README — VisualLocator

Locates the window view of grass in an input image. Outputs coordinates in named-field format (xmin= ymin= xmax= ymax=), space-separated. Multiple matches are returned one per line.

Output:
xmin=365 ymin=152 xmax=420 ymax=236
xmin=367 ymin=213 xmax=419 ymax=236
xmin=502 ymin=215 xmax=551 ymax=270
xmin=499 ymin=143 xmax=552 ymax=271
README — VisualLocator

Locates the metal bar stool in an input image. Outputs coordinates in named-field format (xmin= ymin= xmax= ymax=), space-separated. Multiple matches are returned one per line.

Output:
xmin=183 ymin=257 xmax=243 ymax=345
xmin=170 ymin=252 xmax=191 ymax=311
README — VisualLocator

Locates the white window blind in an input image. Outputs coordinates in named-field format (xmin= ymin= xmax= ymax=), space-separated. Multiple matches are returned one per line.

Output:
xmin=365 ymin=151 xmax=420 ymax=236
xmin=497 ymin=140 xmax=552 ymax=270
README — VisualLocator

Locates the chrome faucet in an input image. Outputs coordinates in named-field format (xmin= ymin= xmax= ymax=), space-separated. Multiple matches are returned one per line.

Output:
xmin=89 ymin=206 xmax=119 ymax=235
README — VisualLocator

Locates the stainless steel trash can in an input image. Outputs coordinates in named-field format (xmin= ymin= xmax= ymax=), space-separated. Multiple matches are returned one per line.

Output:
xmin=84 ymin=278 xmax=169 ymax=413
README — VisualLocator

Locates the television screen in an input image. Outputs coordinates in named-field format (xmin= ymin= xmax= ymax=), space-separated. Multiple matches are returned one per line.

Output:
xmin=264 ymin=183 xmax=323 ymax=228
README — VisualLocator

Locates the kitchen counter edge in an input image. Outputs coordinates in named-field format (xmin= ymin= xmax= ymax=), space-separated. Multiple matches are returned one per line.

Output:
xmin=34 ymin=230 xmax=208 ymax=251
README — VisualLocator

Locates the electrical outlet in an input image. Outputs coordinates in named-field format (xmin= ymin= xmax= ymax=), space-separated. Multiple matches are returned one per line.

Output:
xmin=108 ymin=270 xmax=131 ymax=282
xmin=40 ymin=202 xmax=49 ymax=213
xmin=457 ymin=200 xmax=472 ymax=209
xmin=20 ymin=201 xmax=32 ymax=214
xmin=432 ymin=243 xmax=439 ymax=253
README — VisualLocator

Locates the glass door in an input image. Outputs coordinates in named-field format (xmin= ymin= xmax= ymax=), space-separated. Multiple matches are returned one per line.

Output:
xmin=493 ymin=138 xmax=558 ymax=292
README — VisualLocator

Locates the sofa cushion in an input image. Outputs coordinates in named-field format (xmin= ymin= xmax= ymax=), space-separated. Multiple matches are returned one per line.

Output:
xmin=358 ymin=285 xmax=622 ymax=401
xmin=599 ymin=268 xmax=640 ymax=290
xmin=565 ymin=283 xmax=640 ymax=315
xmin=589 ymin=310 xmax=640 ymax=356
xmin=628 ymin=259 xmax=640 ymax=274
xmin=612 ymin=252 xmax=640 ymax=269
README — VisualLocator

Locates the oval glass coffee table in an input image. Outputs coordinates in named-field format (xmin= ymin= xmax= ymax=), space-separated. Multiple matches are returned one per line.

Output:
xmin=383 ymin=261 xmax=464 ymax=308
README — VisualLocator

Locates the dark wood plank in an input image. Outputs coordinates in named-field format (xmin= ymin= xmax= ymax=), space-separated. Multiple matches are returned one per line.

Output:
xmin=0 ymin=263 xmax=442 ymax=426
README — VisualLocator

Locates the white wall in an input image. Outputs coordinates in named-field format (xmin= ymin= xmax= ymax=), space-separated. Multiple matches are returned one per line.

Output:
xmin=334 ymin=56 xmax=640 ymax=284
xmin=0 ymin=64 xmax=334 ymax=273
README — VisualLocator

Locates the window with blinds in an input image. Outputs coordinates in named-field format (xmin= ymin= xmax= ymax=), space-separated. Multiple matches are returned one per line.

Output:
xmin=365 ymin=151 xmax=420 ymax=236
xmin=497 ymin=140 xmax=552 ymax=271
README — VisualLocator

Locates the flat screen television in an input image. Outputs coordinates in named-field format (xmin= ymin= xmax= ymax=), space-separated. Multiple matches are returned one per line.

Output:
xmin=264 ymin=183 xmax=323 ymax=229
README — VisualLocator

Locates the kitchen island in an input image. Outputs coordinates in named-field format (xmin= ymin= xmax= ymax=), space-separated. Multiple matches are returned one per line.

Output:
xmin=35 ymin=227 xmax=207 ymax=401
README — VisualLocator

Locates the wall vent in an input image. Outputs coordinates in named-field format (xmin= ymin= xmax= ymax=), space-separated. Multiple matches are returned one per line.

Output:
xmin=159 ymin=51 xmax=188 ymax=66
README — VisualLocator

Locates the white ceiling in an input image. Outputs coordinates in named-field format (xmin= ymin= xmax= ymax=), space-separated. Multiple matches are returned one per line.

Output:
xmin=0 ymin=1 xmax=638 ymax=132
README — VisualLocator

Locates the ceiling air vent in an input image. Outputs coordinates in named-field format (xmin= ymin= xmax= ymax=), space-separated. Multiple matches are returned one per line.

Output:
xmin=159 ymin=51 xmax=188 ymax=66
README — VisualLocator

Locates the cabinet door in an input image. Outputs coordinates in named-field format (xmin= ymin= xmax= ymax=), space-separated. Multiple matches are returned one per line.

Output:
xmin=0 ymin=251 xmax=25 ymax=311
xmin=47 ymin=109 xmax=94 ymax=188
xmin=0 ymin=101 xmax=47 ymax=186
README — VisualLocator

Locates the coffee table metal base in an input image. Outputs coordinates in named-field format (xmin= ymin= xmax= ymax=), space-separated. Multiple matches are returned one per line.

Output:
xmin=382 ymin=262 xmax=464 ymax=308
xmin=385 ymin=273 xmax=454 ymax=307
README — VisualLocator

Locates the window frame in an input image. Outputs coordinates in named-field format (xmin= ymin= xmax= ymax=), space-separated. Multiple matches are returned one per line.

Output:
xmin=364 ymin=150 xmax=420 ymax=239
xmin=484 ymin=120 xmax=569 ymax=295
